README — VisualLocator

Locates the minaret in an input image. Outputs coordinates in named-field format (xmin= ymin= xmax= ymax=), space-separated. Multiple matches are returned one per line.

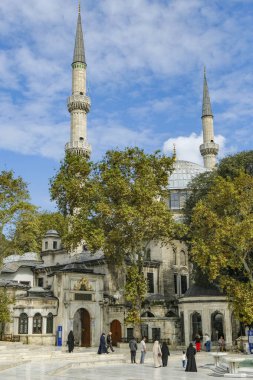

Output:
xmin=199 ymin=68 xmax=219 ymax=169
xmin=66 ymin=2 xmax=91 ymax=156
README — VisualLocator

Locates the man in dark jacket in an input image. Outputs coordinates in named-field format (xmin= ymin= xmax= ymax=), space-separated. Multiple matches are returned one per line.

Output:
xmin=129 ymin=337 xmax=138 ymax=363
xmin=106 ymin=332 xmax=115 ymax=352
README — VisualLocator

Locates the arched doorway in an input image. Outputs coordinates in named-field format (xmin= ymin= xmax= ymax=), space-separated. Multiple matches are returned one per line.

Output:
xmin=191 ymin=312 xmax=202 ymax=341
xmin=110 ymin=320 xmax=122 ymax=346
xmin=211 ymin=311 xmax=224 ymax=342
xmin=73 ymin=308 xmax=91 ymax=347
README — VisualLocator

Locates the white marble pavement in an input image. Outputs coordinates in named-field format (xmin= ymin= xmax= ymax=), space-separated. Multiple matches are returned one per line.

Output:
xmin=0 ymin=343 xmax=252 ymax=379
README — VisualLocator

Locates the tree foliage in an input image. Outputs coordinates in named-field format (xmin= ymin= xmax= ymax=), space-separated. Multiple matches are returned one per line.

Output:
xmin=51 ymin=147 xmax=178 ymax=327
xmin=184 ymin=150 xmax=253 ymax=225
xmin=0 ymin=290 xmax=13 ymax=324
xmin=190 ymin=173 xmax=253 ymax=324
xmin=51 ymin=148 xmax=177 ymax=262
xmin=0 ymin=170 xmax=33 ymax=259
xmin=11 ymin=210 xmax=67 ymax=254
xmin=124 ymin=264 xmax=147 ymax=326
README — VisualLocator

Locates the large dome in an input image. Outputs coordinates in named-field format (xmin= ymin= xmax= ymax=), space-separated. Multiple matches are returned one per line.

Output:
xmin=169 ymin=160 xmax=209 ymax=190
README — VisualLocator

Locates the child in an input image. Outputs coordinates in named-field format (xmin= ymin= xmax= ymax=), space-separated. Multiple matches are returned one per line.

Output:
xmin=182 ymin=350 xmax=186 ymax=368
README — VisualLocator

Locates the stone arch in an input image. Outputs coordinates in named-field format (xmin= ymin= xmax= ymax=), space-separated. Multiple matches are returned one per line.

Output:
xmin=141 ymin=311 xmax=155 ymax=317
xmin=73 ymin=308 xmax=91 ymax=347
xmin=211 ymin=311 xmax=224 ymax=341
xmin=191 ymin=312 xmax=202 ymax=341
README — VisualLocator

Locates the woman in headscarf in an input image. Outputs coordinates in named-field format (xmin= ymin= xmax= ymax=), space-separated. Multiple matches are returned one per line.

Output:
xmin=67 ymin=330 xmax=75 ymax=353
xmin=152 ymin=339 xmax=162 ymax=368
xmin=185 ymin=342 xmax=197 ymax=372
xmin=97 ymin=333 xmax=108 ymax=354
xmin=161 ymin=341 xmax=170 ymax=367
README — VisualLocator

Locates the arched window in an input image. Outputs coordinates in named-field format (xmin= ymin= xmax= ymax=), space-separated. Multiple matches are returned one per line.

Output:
xmin=191 ymin=312 xmax=202 ymax=340
xmin=173 ymin=248 xmax=177 ymax=265
xmin=33 ymin=313 xmax=42 ymax=334
xmin=211 ymin=311 xmax=224 ymax=341
xmin=19 ymin=313 xmax=28 ymax=334
xmin=141 ymin=311 xmax=155 ymax=317
xmin=46 ymin=313 xmax=53 ymax=334
xmin=180 ymin=250 xmax=187 ymax=266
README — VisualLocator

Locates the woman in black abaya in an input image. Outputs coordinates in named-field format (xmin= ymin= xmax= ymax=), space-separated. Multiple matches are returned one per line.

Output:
xmin=161 ymin=342 xmax=170 ymax=367
xmin=185 ymin=342 xmax=197 ymax=372
xmin=67 ymin=330 xmax=75 ymax=353
xmin=98 ymin=333 xmax=108 ymax=354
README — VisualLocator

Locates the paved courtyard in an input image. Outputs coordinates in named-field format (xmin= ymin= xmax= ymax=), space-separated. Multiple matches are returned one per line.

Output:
xmin=0 ymin=343 xmax=252 ymax=379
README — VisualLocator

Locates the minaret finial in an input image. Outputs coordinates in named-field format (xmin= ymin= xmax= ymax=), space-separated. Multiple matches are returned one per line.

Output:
xmin=173 ymin=144 xmax=177 ymax=160
xmin=78 ymin=0 xmax=81 ymax=14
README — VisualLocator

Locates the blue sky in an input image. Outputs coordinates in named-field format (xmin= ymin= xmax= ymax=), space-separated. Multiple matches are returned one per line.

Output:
xmin=0 ymin=0 xmax=252 ymax=210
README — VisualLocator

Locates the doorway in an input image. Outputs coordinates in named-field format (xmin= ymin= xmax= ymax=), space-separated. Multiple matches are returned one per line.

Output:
xmin=110 ymin=320 xmax=122 ymax=346
xmin=73 ymin=308 xmax=91 ymax=347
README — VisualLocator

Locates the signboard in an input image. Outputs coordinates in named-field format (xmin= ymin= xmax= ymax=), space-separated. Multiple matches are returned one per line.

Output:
xmin=248 ymin=329 xmax=253 ymax=354
xmin=57 ymin=325 xmax=62 ymax=347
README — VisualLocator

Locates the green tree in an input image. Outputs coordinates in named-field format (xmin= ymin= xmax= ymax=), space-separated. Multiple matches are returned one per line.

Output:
xmin=11 ymin=209 xmax=67 ymax=254
xmin=184 ymin=151 xmax=253 ymax=225
xmin=0 ymin=289 xmax=13 ymax=327
xmin=0 ymin=170 xmax=33 ymax=259
xmin=190 ymin=173 xmax=253 ymax=324
xmin=51 ymin=148 xmax=178 ymax=333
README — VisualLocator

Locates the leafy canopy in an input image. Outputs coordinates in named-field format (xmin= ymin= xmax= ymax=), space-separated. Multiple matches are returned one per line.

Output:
xmin=190 ymin=173 xmax=253 ymax=324
xmin=51 ymin=147 xmax=177 ymax=328
xmin=184 ymin=150 xmax=253 ymax=225
xmin=51 ymin=147 xmax=177 ymax=264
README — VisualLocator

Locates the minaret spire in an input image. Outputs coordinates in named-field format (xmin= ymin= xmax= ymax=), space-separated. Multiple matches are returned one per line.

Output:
xmin=73 ymin=1 xmax=86 ymax=65
xmin=202 ymin=66 xmax=213 ymax=118
xmin=199 ymin=68 xmax=219 ymax=169
xmin=66 ymin=2 xmax=91 ymax=157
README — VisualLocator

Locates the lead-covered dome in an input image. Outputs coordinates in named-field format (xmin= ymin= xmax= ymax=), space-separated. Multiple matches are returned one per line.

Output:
xmin=169 ymin=160 xmax=209 ymax=190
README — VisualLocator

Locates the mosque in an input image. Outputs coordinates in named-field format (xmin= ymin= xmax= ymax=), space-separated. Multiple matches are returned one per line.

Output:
xmin=0 ymin=5 xmax=240 ymax=348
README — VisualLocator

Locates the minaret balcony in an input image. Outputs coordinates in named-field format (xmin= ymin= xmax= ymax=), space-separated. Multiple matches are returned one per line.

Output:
xmin=65 ymin=141 xmax=92 ymax=156
xmin=200 ymin=142 xmax=219 ymax=156
xmin=67 ymin=95 xmax=91 ymax=113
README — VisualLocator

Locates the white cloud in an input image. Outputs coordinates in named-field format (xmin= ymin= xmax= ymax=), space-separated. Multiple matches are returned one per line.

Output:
xmin=0 ymin=0 xmax=251 ymax=162
xmin=163 ymin=133 xmax=226 ymax=165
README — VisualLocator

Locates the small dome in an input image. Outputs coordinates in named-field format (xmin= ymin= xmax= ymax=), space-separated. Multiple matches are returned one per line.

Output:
xmin=169 ymin=160 xmax=209 ymax=190
xmin=28 ymin=286 xmax=46 ymax=293
xmin=44 ymin=230 xmax=60 ymax=237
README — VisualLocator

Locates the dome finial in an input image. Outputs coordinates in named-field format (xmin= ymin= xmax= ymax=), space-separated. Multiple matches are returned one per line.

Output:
xmin=173 ymin=144 xmax=177 ymax=160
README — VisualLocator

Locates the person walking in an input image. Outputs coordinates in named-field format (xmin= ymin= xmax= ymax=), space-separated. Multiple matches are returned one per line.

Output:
xmin=140 ymin=336 xmax=146 ymax=364
xmin=161 ymin=341 xmax=170 ymax=367
xmin=129 ymin=337 xmax=138 ymax=363
xmin=106 ymin=332 xmax=115 ymax=352
xmin=195 ymin=335 xmax=201 ymax=352
xmin=67 ymin=330 xmax=75 ymax=353
xmin=204 ymin=333 xmax=211 ymax=352
xmin=98 ymin=333 xmax=108 ymax=354
xmin=185 ymin=342 xmax=197 ymax=372
xmin=182 ymin=350 xmax=186 ymax=368
xmin=152 ymin=339 xmax=162 ymax=368
xmin=218 ymin=336 xmax=226 ymax=352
